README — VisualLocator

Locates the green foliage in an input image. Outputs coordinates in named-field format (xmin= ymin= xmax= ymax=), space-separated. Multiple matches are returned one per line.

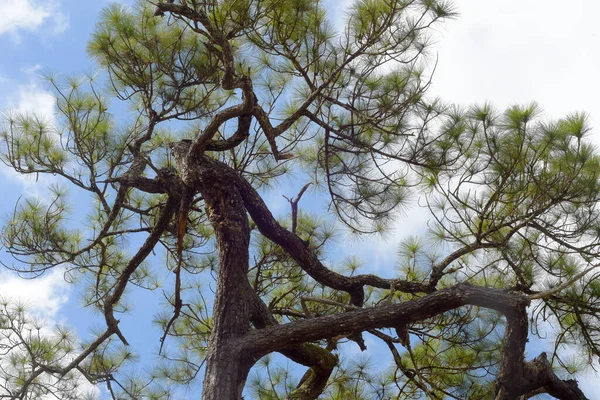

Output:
xmin=1 ymin=0 xmax=599 ymax=399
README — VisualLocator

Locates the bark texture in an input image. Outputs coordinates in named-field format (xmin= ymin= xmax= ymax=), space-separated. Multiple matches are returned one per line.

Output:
xmin=172 ymin=145 xmax=254 ymax=399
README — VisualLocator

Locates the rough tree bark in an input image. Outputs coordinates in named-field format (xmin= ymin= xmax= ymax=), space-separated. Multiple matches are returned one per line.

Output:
xmin=171 ymin=145 xmax=254 ymax=398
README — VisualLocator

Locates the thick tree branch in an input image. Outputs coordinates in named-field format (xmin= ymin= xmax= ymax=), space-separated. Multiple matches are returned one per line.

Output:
xmin=188 ymin=77 xmax=255 ymax=156
xmin=103 ymin=175 xmax=166 ymax=194
xmin=243 ymin=283 xmax=587 ymax=399
xmin=241 ymin=284 xmax=527 ymax=355
xmin=522 ymin=353 xmax=588 ymax=399
xmin=204 ymin=113 xmax=253 ymax=152
xmin=235 ymin=169 xmax=429 ymax=304
xmin=170 ymin=147 xmax=254 ymax=399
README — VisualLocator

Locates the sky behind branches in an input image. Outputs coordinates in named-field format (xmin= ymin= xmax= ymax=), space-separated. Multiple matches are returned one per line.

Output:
xmin=1 ymin=0 xmax=600 ymax=396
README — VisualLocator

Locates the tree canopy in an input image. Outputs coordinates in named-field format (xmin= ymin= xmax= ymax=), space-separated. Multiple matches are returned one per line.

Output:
xmin=1 ymin=0 xmax=599 ymax=399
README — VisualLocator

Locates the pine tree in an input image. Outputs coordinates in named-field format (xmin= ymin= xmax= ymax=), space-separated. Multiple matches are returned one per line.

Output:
xmin=1 ymin=1 xmax=597 ymax=399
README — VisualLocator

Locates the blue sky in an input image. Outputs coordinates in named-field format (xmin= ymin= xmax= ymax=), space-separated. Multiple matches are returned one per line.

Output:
xmin=2 ymin=0 xmax=600 ymax=397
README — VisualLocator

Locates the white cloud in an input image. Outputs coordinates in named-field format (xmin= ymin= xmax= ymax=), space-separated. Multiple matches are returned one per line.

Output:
xmin=0 ymin=0 xmax=49 ymax=35
xmin=0 ymin=0 xmax=68 ymax=39
xmin=580 ymin=367 xmax=600 ymax=394
xmin=428 ymin=0 xmax=600 ymax=127
xmin=0 ymin=267 xmax=69 ymax=319
xmin=14 ymin=87 xmax=57 ymax=127
xmin=0 ymin=74 xmax=59 ymax=194
xmin=3 ymin=65 xmax=57 ymax=124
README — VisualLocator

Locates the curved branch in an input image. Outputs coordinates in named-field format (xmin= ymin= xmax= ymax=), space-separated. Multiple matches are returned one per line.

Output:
xmin=241 ymin=284 xmax=526 ymax=356
xmin=235 ymin=169 xmax=429 ymax=305
xmin=189 ymin=77 xmax=254 ymax=155
xmin=204 ymin=113 xmax=253 ymax=152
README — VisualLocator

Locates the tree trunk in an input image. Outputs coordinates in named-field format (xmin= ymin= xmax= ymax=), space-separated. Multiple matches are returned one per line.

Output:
xmin=172 ymin=146 xmax=254 ymax=399
xmin=201 ymin=173 xmax=253 ymax=399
